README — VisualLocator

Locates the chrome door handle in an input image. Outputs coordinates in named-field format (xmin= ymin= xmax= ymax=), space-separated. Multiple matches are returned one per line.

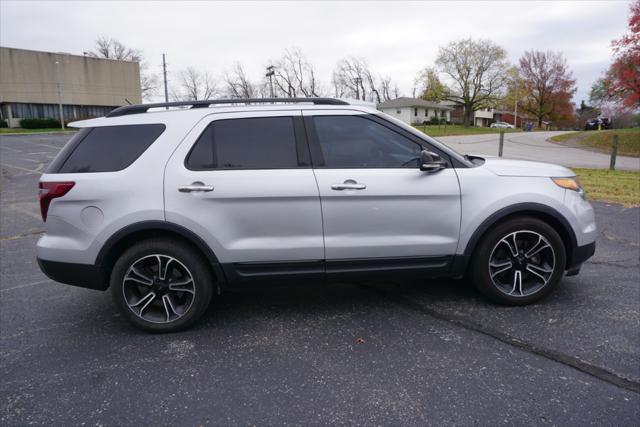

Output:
xmin=178 ymin=182 xmax=214 ymax=193
xmin=331 ymin=180 xmax=366 ymax=191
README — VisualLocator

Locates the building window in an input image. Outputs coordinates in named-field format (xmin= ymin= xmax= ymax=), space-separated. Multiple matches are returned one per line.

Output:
xmin=425 ymin=109 xmax=429 ymax=117
xmin=414 ymin=108 xmax=418 ymax=116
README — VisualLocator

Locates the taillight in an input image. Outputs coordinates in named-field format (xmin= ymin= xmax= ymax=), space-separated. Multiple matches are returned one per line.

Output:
xmin=39 ymin=181 xmax=75 ymax=222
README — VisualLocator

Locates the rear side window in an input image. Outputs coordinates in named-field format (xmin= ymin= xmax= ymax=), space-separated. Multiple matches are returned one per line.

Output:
xmin=186 ymin=117 xmax=298 ymax=170
xmin=48 ymin=124 xmax=165 ymax=173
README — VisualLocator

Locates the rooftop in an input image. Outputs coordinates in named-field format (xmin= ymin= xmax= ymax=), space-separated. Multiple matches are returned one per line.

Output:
xmin=377 ymin=97 xmax=453 ymax=110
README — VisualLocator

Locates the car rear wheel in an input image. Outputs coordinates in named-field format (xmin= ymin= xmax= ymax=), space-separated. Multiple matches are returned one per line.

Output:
xmin=470 ymin=217 xmax=566 ymax=305
xmin=110 ymin=238 xmax=213 ymax=332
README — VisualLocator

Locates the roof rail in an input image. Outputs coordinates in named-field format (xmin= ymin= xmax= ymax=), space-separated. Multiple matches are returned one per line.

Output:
xmin=107 ymin=97 xmax=350 ymax=117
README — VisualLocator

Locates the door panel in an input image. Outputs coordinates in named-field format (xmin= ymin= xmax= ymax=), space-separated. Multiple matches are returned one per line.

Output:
xmin=313 ymin=168 xmax=461 ymax=259
xmin=305 ymin=110 xmax=461 ymax=260
xmin=164 ymin=111 xmax=323 ymax=264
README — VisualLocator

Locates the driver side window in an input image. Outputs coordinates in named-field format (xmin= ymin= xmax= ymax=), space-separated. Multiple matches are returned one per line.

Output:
xmin=312 ymin=115 xmax=422 ymax=168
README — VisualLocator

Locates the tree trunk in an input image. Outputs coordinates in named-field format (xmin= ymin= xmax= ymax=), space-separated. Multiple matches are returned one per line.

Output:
xmin=463 ymin=106 xmax=473 ymax=127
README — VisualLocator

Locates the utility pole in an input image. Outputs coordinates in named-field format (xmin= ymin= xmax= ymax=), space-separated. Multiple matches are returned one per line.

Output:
xmin=54 ymin=60 xmax=65 ymax=130
xmin=265 ymin=65 xmax=275 ymax=98
xmin=354 ymin=77 xmax=362 ymax=100
xmin=514 ymin=80 xmax=519 ymax=129
xmin=162 ymin=54 xmax=169 ymax=105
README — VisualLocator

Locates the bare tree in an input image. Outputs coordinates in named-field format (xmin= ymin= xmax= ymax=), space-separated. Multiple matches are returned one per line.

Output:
xmin=270 ymin=48 xmax=321 ymax=98
xmin=435 ymin=38 xmax=509 ymax=126
xmin=87 ymin=36 xmax=158 ymax=100
xmin=89 ymin=36 xmax=142 ymax=61
xmin=224 ymin=62 xmax=256 ymax=98
xmin=175 ymin=67 xmax=217 ymax=101
xmin=363 ymin=68 xmax=381 ymax=104
xmin=380 ymin=76 xmax=394 ymax=101
xmin=332 ymin=56 xmax=378 ymax=101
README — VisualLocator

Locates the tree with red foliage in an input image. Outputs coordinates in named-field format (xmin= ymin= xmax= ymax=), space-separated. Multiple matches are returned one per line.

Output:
xmin=610 ymin=0 xmax=639 ymax=108
xmin=518 ymin=50 xmax=577 ymax=127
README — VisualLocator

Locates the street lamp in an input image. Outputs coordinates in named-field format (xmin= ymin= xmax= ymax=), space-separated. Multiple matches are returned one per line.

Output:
xmin=54 ymin=60 xmax=65 ymax=130
xmin=265 ymin=65 xmax=275 ymax=98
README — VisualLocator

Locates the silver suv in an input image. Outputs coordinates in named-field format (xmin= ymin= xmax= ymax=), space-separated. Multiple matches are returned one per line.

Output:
xmin=37 ymin=98 xmax=596 ymax=332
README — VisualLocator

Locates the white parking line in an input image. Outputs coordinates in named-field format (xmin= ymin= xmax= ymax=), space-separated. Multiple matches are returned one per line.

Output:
xmin=1 ymin=279 xmax=52 ymax=293
xmin=0 ymin=163 xmax=42 ymax=174
xmin=6 ymin=204 xmax=42 ymax=221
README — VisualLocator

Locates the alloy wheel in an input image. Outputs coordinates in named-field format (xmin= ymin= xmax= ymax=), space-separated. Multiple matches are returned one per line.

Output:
xmin=488 ymin=230 xmax=556 ymax=297
xmin=122 ymin=254 xmax=196 ymax=324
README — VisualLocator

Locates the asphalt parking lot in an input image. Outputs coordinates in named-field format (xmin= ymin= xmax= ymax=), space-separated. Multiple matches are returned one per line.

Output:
xmin=1 ymin=133 xmax=639 ymax=425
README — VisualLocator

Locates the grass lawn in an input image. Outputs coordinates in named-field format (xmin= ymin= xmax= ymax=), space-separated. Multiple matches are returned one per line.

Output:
xmin=0 ymin=128 xmax=76 ymax=134
xmin=414 ymin=124 xmax=523 ymax=137
xmin=550 ymin=128 xmax=640 ymax=157
xmin=574 ymin=168 xmax=640 ymax=207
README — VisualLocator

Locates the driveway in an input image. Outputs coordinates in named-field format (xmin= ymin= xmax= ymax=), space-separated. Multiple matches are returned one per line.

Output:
xmin=1 ymin=133 xmax=639 ymax=425
xmin=437 ymin=131 xmax=640 ymax=171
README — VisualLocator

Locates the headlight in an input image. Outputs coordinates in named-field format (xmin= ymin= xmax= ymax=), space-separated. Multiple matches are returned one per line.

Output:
xmin=552 ymin=177 xmax=585 ymax=198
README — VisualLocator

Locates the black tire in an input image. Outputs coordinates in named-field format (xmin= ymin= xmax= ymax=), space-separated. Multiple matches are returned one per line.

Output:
xmin=110 ymin=238 xmax=213 ymax=332
xmin=470 ymin=216 xmax=566 ymax=305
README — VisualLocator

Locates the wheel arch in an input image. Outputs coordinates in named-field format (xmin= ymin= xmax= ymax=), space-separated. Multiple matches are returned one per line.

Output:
xmin=96 ymin=221 xmax=227 ymax=289
xmin=463 ymin=203 xmax=577 ymax=265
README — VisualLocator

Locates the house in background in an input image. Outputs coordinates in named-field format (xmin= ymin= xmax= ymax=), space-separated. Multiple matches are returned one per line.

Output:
xmin=449 ymin=104 xmax=495 ymax=127
xmin=493 ymin=110 xmax=533 ymax=128
xmin=377 ymin=97 xmax=452 ymax=125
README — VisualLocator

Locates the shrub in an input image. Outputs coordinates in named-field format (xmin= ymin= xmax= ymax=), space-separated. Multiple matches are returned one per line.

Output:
xmin=429 ymin=116 xmax=440 ymax=125
xmin=19 ymin=118 xmax=61 ymax=129
xmin=0 ymin=119 xmax=7 ymax=128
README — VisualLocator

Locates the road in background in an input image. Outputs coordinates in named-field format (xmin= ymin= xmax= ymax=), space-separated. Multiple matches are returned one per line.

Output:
xmin=1 ymin=134 xmax=638 ymax=425
xmin=437 ymin=131 xmax=640 ymax=171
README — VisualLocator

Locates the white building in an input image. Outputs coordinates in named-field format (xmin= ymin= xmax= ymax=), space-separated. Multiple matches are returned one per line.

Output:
xmin=473 ymin=108 xmax=495 ymax=127
xmin=377 ymin=97 xmax=452 ymax=126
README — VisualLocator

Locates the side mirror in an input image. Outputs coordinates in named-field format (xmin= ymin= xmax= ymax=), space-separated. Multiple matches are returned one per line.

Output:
xmin=420 ymin=150 xmax=446 ymax=172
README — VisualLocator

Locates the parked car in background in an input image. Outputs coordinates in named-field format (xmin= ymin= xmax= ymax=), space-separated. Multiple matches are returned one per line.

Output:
xmin=585 ymin=117 xmax=612 ymax=130
xmin=36 ymin=98 xmax=596 ymax=332
xmin=490 ymin=121 xmax=515 ymax=129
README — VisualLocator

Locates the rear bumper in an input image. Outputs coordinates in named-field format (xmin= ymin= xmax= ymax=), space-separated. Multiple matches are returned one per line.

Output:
xmin=37 ymin=258 xmax=108 ymax=290
xmin=566 ymin=241 xmax=596 ymax=276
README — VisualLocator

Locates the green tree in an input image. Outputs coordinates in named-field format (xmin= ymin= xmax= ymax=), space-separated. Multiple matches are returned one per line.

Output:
xmin=414 ymin=67 xmax=448 ymax=102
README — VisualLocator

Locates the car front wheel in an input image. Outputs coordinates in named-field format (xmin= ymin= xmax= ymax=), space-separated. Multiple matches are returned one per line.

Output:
xmin=470 ymin=217 xmax=567 ymax=305
xmin=110 ymin=238 xmax=213 ymax=332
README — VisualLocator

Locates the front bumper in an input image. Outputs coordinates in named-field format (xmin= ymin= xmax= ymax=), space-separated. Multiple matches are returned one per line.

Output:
xmin=565 ymin=241 xmax=596 ymax=276
xmin=37 ymin=258 xmax=108 ymax=290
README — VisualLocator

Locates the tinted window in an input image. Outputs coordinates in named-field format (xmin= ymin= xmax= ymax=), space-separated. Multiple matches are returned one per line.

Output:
xmin=313 ymin=116 xmax=422 ymax=168
xmin=45 ymin=128 xmax=91 ymax=173
xmin=186 ymin=117 xmax=298 ymax=170
xmin=54 ymin=124 xmax=165 ymax=173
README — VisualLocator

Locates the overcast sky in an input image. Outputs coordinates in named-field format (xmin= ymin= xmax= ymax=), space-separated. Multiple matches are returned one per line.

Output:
xmin=0 ymin=0 xmax=632 ymax=104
